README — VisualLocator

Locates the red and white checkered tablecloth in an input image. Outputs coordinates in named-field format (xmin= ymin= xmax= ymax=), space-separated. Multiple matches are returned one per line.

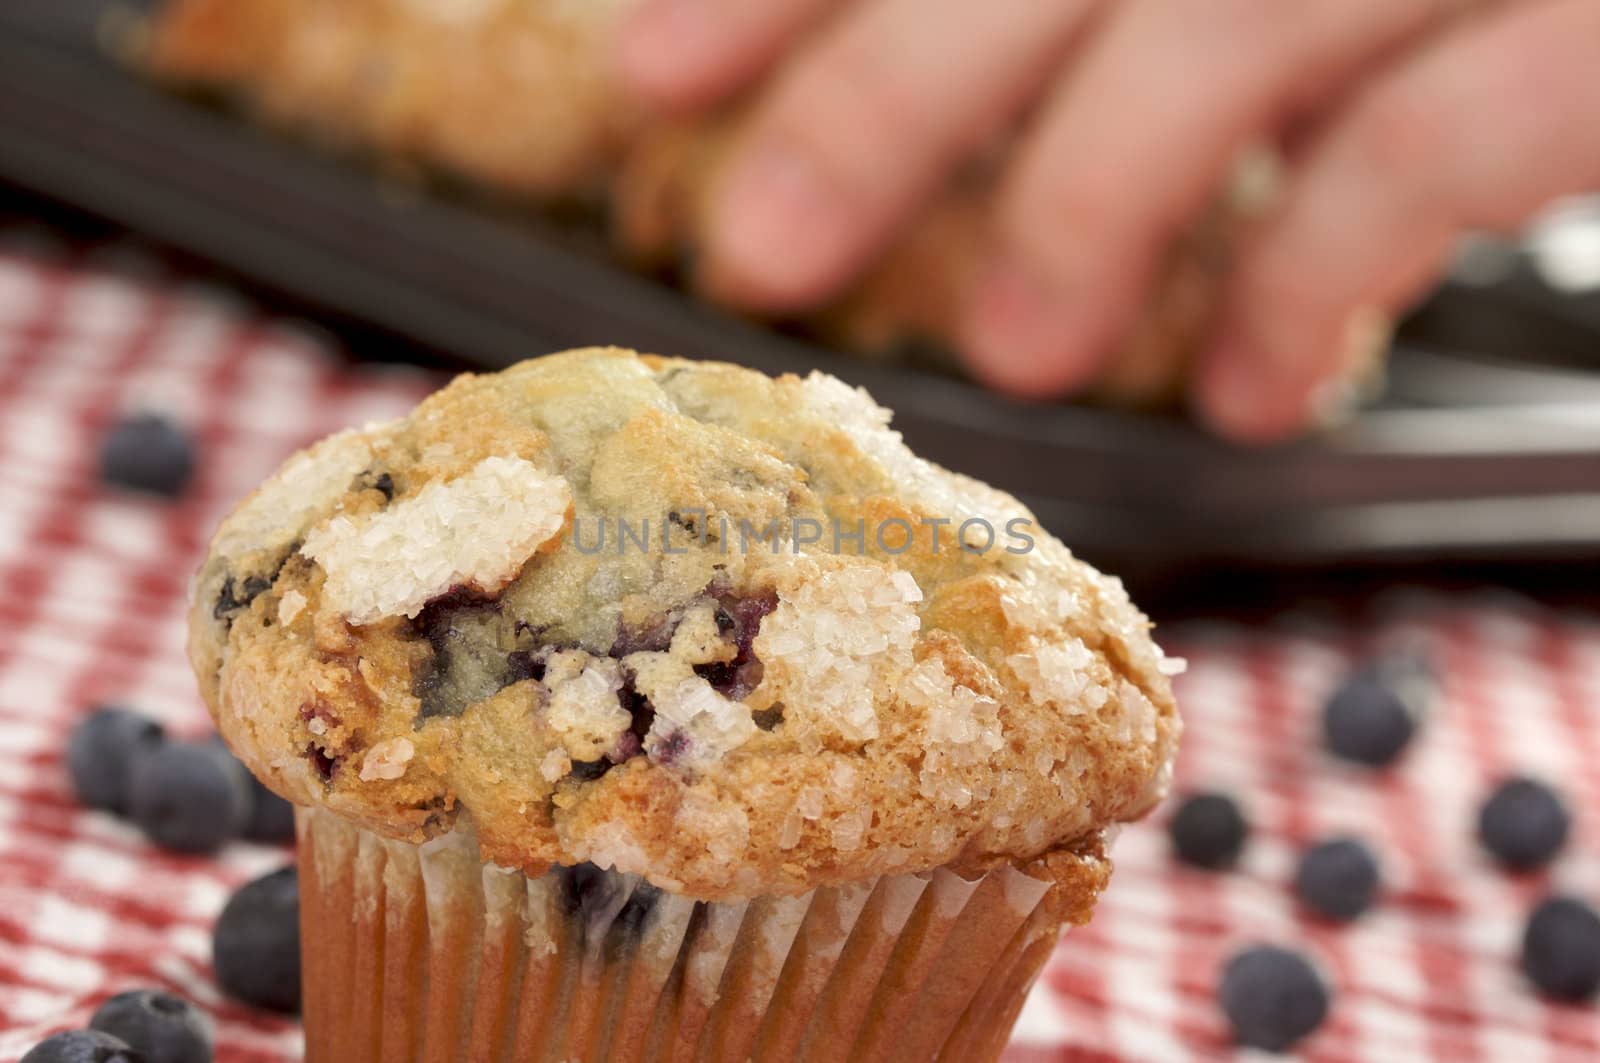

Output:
xmin=0 ymin=222 xmax=1597 ymax=1062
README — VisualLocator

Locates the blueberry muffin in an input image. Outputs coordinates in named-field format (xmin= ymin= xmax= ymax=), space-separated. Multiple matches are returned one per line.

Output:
xmin=190 ymin=348 xmax=1182 ymax=1061
xmin=143 ymin=0 xmax=638 ymax=197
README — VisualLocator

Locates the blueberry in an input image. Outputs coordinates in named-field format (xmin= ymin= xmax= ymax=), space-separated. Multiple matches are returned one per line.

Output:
xmin=99 ymin=413 xmax=195 ymax=498
xmin=213 ymin=866 xmax=300 ymax=1013
xmin=89 ymin=990 xmax=211 ymax=1063
xmin=242 ymin=775 xmax=296 ymax=843
xmin=126 ymin=742 xmax=249 ymax=853
xmin=1478 ymin=777 xmax=1570 ymax=871
xmin=1322 ymin=656 xmax=1432 ymax=767
xmin=1219 ymin=945 xmax=1330 ymax=1052
xmin=1521 ymin=895 xmax=1600 ymax=1001
xmin=568 ymin=759 xmax=611 ymax=782
xmin=212 ymin=575 xmax=271 ymax=623
xmin=1295 ymin=838 xmax=1381 ymax=921
xmin=1169 ymin=792 xmax=1248 ymax=870
xmin=210 ymin=735 xmax=295 ymax=844
xmin=67 ymin=706 xmax=165 ymax=814
xmin=693 ymin=589 xmax=776 ymax=699
xmin=612 ymin=881 xmax=661 ymax=940
xmin=20 ymin=1030 xmax=143 ymax=1063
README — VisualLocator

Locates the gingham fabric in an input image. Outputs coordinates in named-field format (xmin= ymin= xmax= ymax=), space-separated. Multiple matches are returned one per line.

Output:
xmin=0 ymin=223 xmax=1596 ymax=1062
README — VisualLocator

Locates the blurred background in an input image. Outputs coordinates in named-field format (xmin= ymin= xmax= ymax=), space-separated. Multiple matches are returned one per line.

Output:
xmin=2 ymin=3 xmax=1599 ymax=1061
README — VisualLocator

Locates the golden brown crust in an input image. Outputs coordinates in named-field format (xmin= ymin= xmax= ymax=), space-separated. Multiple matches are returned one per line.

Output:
xmin=191 ymin=348 xmax=1180 ymax=900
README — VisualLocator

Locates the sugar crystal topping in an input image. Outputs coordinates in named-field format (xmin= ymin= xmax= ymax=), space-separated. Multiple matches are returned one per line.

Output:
xmin=901 ymin=656 xmax=1004 ymax=808
xmin=796 ymin=374 xmax=1028 ymax=526
xmin=359 ymin=737 xmax=414 ymax=781
xmin=539 ymin=749 xmax=572 ymax=783
xmin=277 ymin=590 xmax=307 ymax=626
xmin=578 ymin=819 xmax=655 ymax=881
xmin=1114 ymin=680 xmax=1159 ymax=746
xmin=676 ymin=789 xmax=750 ymax=867
xmin=642 ymin=677 xmax=756 ymax=768
xmin=1007 ymin=636 xmax=1106 ymax=713
xmin=797 ymin=787 xmax=826 ymax=820
xmin=302 ymin=455 xmax=570 ymax=623
xmin=829 ymin=804 xmax=872 ymax=852
xmin=756 ymin=562 xmax=923 ymax=743
xmin=999 ymin=575 xmax=1084 ymax=630
xmin=215 ymin=425 xmax=380 ymax=560
xmin=544 ymin=653 xmax=628 ymax=762
xmin=1086 ymin=570 xmax=1165 ymax=679
xmin=620 ymin=636 xmax=759 ymax=767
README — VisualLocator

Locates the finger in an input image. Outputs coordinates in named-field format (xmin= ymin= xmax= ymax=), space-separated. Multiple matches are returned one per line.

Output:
xmin=702 ymin=0 xmax=1096 ymax=309
xmin=619 ymin=0 xmax=839 ymax=113
xmin=960 ymin=0 xmax=1459 ymax=397
xmin=1197 ymin=0 xmax=1600 ymax=441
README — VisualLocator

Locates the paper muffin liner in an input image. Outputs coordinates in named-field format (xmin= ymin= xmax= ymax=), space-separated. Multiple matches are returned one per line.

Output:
xmin=297 ymin=806 xmax=1071 ymax=1062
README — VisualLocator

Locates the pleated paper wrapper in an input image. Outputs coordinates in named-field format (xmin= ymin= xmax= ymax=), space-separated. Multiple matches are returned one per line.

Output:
xmin=297 ymin=806 xmax=1073 ymax=1062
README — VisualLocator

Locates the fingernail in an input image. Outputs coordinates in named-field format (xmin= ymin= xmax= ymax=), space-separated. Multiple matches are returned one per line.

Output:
xmin=1308 ymin=373 xmax=1361 ymax=430
xmin=706 ymin=143 xmax=848 ymax=307
xmin=1338 ymin=305 xmax=1392 ymax=391
xmin=963 ymin=252 xmax=1090 ymax=394
xmin=1299 ymin=311 xmax=1390 ymax=431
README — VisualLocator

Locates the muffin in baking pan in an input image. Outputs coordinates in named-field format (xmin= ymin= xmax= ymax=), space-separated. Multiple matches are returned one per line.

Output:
xmin=190 ymin=347 xmax=1181 ymax=1061
xmin=144 ymin=0 xmax=1247 ymax=407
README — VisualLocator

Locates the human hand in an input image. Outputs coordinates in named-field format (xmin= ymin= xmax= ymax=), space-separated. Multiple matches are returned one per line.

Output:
xmin=619 ymin=0 xmax=1600 ymax=440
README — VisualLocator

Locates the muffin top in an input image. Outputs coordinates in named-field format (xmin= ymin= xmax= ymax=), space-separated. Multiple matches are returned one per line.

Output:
xmin=190 ymin=348 xmax=1181 ymax=901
